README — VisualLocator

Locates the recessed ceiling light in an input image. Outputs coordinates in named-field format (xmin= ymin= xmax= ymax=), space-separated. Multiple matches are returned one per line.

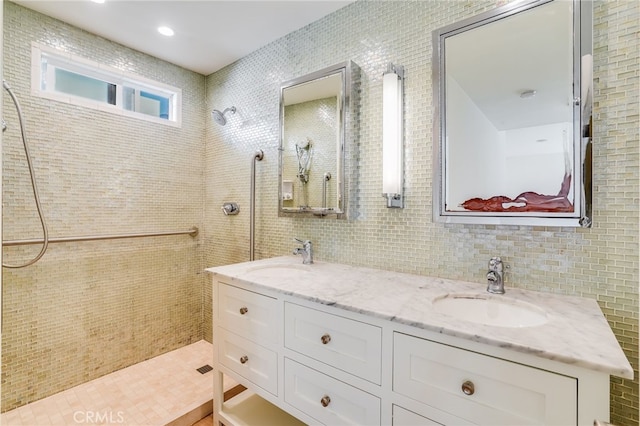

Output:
xmin=91 ymin=0 xmax=105 ymax=4
xmin=158 ymin=26 xmax=175 ymax=37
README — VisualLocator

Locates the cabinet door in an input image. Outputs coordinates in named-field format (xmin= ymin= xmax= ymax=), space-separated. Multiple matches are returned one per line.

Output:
xmin=219 ymin=283 xmax=278 ymax=346
xmin=284 ymin=302 xmax=382 ymax=384
xmin=393 ymin=333 xmax=577 ymax=425
xmin=218 ymin=329 xmax=278 ymax=396
xmin=284 ymin=358 xmax=381 ymax=425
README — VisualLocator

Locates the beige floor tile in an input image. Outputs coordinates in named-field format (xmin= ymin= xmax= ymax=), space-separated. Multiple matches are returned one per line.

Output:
xmin=1 ymin=340 xmax=220 ymax=426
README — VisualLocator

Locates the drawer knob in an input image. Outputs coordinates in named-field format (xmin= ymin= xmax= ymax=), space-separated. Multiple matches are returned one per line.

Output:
xmin=239 ymin=306 xmax=248 ymax=315
xmin=240 ymin=355 xmax=249 ymax=364
xmin=320 ymin=395 xmax=331 ymax=407
xmin=461 ymin=380 xmax=475 ymax=396
xmin=321 ymin=333 xmax=331 ymax=345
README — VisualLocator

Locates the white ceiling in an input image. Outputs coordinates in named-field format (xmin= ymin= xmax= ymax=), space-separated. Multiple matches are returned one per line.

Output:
xmin=446 ymin=0 xmax=574 ymax=130
xmin=12 ymin=0 xmax=355 ymax=76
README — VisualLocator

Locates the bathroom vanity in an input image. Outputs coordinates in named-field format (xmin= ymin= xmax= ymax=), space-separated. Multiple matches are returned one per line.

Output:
xmin=207 ymin=256 xmax=632 ymax=425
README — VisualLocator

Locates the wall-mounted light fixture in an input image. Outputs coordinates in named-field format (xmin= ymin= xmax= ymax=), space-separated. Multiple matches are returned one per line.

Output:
xmin=382 ymin=63 xmax=405 ymax=208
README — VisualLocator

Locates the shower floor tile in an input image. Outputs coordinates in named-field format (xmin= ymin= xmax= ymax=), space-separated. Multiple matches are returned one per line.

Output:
xmin=1 ymin=340 xmax=232 ymax=426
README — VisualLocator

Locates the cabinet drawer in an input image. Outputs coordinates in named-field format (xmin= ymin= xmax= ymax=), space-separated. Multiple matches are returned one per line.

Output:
xmin=284 ymin=302 xmax=382 ymax=384
xmin=218 ymin=329 xmax=277 ymax=396
xmin=393 ymin=333 xmax=577 ymax=425
xmin=284 ymin=358 xmax=380 ymax=425
xmin=218 ymin=283 xmax=278 ymax=345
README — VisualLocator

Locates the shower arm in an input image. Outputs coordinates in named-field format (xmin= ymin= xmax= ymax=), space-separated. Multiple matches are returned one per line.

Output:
xmin=250 ymin=150 xmax=264 ymax=261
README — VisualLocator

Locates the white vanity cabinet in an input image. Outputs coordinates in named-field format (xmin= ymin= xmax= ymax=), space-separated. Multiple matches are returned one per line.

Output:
xmin=393 ymin=332 xmax=577 ymax=425
xmin=213 ymin=280 xmax=383 ymax=426
xmin=216 ymin=284 xmax=280 ymax=397
xmin=209 ymin=257 xmax=631 ymax=426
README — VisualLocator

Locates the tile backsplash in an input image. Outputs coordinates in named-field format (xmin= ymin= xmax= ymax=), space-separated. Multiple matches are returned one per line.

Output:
xmin=204 ymin=1 xmax=638 ymax=424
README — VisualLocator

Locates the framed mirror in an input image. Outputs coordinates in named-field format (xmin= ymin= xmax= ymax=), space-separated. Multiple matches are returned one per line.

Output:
xmin=432 ymin=0 xmax=592 ymax=227
xmin=278 ymin=61 xmax=358 ymax=218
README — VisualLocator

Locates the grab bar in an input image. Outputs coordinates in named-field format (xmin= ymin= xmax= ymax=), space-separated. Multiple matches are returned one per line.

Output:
xmin=2 ymin=227 xmax=199 ymax=247
xmin=322 ymin=172 xmax=331 ymax=209
xmin=250 ymin=150 xmax=264 ymax=261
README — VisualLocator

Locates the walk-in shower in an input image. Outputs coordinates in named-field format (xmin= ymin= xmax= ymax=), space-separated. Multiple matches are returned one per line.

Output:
xmin=2 ymin=2 xmax=212 ymax=415
xmin=2 ymin=79 xmax=49 ymax=268
xmin=211 ymin=106 xmax=236 ymax=126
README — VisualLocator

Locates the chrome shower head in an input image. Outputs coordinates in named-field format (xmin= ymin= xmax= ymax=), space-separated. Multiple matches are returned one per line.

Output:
xmin=212 ymin=106 xmax=236 ymax=126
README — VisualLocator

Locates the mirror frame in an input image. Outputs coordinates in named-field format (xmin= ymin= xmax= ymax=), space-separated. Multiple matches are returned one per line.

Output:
xmin=278 ymin=61 xmax=359 ymax=219
xmin=432 ymin=0 xmax=592 ymax=227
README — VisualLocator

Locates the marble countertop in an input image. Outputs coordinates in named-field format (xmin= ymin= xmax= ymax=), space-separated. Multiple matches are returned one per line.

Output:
xmin=207 ymin=255 xmax=633 ymax=380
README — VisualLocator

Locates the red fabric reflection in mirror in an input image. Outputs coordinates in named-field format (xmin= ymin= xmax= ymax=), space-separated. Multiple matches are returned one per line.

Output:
xmin=461 ymin=173 xmax=574 ymax=213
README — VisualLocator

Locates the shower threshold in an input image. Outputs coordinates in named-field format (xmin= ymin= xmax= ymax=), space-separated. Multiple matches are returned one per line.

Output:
xmin=1 ymin=340 xmax=239 ymax=426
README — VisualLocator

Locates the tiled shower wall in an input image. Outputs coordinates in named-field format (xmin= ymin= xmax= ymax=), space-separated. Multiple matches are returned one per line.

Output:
xmin=283 ymin=97 xmax=338 ymax=210
xmin=204 ymin=1 xmax=638 ymax=424
xmin=2 ymin=2 xmax=206 ymax=411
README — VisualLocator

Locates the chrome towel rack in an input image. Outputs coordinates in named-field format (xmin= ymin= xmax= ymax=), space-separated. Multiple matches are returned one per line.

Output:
xmin=2 ymin=227 xmax=199 ymax=247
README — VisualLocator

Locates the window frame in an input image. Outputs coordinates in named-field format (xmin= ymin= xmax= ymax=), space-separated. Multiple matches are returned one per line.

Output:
xmin=31 ymin=43 xmax=182 ymax=128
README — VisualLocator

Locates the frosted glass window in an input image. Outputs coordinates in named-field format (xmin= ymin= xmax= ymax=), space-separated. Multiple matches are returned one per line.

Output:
xmin=54 ymin=68 xmax=116 ymax=104
xmin=33 ymin=44 xmax=182 ymax=127
xmin=123 ymin=87 xmax=170 ymax=119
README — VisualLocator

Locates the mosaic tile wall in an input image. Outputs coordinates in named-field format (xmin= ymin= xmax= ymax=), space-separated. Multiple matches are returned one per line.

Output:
xmin=204 ymin=1 xmax=638 ymax=424
xmin=2 ymin=2 xmax=206 ymax=411
xmin=283 ymin=97 xmax=338 ymax=210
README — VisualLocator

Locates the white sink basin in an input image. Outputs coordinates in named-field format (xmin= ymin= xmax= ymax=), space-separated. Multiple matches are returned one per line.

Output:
xmin=432 ymin=293 xmax=548 ymax=328
xmin=242 ymin=263 xmax=312 ymax=279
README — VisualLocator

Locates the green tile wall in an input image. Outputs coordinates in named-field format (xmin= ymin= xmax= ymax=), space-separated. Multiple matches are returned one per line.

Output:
xmin=2 ymin=2 xmax=206 ymax=411
xmin=283 ymin=97 xmax=339 ymax=210
xmin=204 ymin=1 xmax=638 ymax=424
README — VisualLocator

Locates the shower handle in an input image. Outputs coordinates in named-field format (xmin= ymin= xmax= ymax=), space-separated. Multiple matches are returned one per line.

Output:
xmin=222 ymin=202 xmax=240 ymax=215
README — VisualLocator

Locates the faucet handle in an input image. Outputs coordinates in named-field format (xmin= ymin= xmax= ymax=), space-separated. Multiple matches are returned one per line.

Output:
xmin=293 ymin=238 xmax=313 ymax=264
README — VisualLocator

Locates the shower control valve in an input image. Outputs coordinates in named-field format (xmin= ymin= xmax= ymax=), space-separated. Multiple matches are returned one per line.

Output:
xmin=221 ymin=202 xmax=240 ymax=216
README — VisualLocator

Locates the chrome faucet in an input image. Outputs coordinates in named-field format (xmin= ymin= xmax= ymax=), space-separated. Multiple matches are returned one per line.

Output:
xmin=293 ymin=238 xmax=313 ymax=264
xmin=486 ymin=256 xmax=505 ymax=294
